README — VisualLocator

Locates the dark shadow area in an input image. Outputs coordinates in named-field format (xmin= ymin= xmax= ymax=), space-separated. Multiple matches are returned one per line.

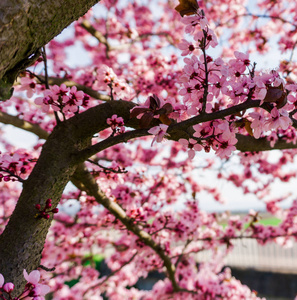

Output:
xmin=231 ymin=267 xmax=297 ymax=299
xmin=98 ymin=260 xmax=297 ymax=299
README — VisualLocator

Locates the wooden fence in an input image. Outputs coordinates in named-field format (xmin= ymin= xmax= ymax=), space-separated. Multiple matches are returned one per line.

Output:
xmin=195 ymin=238 xmax=297 ymax=273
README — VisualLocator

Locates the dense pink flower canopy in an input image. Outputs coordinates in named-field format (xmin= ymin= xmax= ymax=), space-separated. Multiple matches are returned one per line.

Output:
xmin=2 ymin=0 xmax=297 ymax=299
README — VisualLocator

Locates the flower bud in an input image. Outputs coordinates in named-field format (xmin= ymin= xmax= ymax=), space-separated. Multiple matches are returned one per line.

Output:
xmin=3 ymin=282 xmax=14 ymax=293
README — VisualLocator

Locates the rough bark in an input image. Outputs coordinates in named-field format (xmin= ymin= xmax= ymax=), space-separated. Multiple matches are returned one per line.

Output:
xmin=0 ymin=0 xmax=100 ymax=100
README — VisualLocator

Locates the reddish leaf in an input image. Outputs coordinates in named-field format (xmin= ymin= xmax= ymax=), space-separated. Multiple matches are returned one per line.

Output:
xmin=159 ymin=114 xmax=172 ymax=125
xmin=149 ymin=94 xmax=161 ymax=110
xmin=156 ymin=103 xmax=174 ymax=116
xmin=161 ymin=103 xmax=173 ymax=114
xmin=140 ymin=112 xmax=154 ymax=128
xmin=175 ymin=0 xmax=199 ymax=17
xmin=263 ymin=87 xmax=283 ymax=102
xmin=263 ymin=85 xmax=287 ymax=108
xmin=130 ymin=107 xmax=149 ymax=119
xmin=234 ymin=118 xmax=253 ymax=136
xmin=244 ymin=119 xmax=253 ymax=136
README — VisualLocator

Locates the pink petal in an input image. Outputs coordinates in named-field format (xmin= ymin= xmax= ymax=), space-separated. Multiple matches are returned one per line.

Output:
xmin=188 ymin=149 xmax=195 ymax=159
xmin=39 ymin=284 xmax=50 ymax=295
xmin=23 ymin=269 xmax=29 ymax=281
xmin=178 ymin=138 xmax=189 ymax=146
xmin=24 ymin=269 xmax=40 ymax=285
xmin=194 ymin=144 xmax=203 ymax=151
xmin=148 ymin=126 xmax=159 ymax=135
xmin=0 ymin=273 xmax=4 ymax=287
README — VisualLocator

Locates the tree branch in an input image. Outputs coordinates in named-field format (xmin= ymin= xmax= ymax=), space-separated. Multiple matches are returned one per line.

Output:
xmin=0 ymin=111 xmax=49 ymax=139
xmin=70 ymin=164 xmax=181 ymax=292
xmin=236 ymin=134 xmax=297 ymax=152
xmin=78 ymin=99 xmax=297 ymax=158
xmin=80 ymin=19 xmax=175 ymax=51
xmin=1 ymin=99 xmax=297 ymax=164
xmin=74 ymin=98 xmax=279 ymax=161
xmin=80 ymin=20 xmax=109 ymax=48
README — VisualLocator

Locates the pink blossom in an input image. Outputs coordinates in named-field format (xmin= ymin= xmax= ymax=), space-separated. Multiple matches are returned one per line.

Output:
xmin=248 ymin=75 xmax=268 ymax=101
xmin=181 ymin=15 xmax=200 ymax=34
xmin=52 ymin=84 xmax=69 ymax=101
xmin=23 ymin=270 xmax=50 ymax=298
xmin=19 ymin=77 xmax=37 ymax=98
xmin=214 ymin=134 xmax=238 ymax=158
xmin=32 ymin=284 xmax=51 ymax=298
xmin=199 ymin=14 xmax=209 ymax=30
xmin=265 ymin=107 xmax=292 ymax=131
xmin=148 ymin=124 xmax=169 ymax=145
xmin=216 ymin=120 xmax=236 ymax=141
xmin=249 ymin=111 xmax=266 ymax=138
xmin=178 ymin=83 xmax=193 ymax=103
xmin=194 ymin=28 xmax=218 ymax=49
xmin=229 ymin=51 xmax=250 ymax=74
xmin=286 ymin=84 xmax=297 ymax=92
xmin=62 ymin=86 xmax=84 ymax=113
xmin=96 ymin=65 xmax=117 ymax=88
xmin=193 ymin=123 xmax=212 ymax=138
xmin=234 ymin=51 xmax=250 ymax=64
xmin=107 ymin=114 xmax=124 ymax=130
xmin=34 ymin=83 xmax=87 ymax=114
xmin=24 ymin=269 xmax=41 ymax=285
xmin=113 ymin=78 xmax=132 ymax=99
xmin=179 ymin=138 xmax=203 ymax=159
xmin=178 ymin=39 xmax=195 ymax=56
xmin=3 ymin=1 xmax=297 ymax=299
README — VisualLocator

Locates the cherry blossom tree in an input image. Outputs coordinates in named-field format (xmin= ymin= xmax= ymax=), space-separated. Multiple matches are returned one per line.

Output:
xmin=1 ymin=0 xmax=297 ymax=298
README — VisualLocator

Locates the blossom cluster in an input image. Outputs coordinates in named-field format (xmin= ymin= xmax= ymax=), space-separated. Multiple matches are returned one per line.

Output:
xmin=35 ymin=84 xmax=89 ymax=114
xmin=106 ymin=114 xmax=125 ymax=134
xmin=173 ymin=7 xmax=294 ymax=159
xmin=94 ymin=65 xmax=132 ymax=100
xmin=35 ymin=199 xmax=59 ymax=220
xmin=128 ymin=5 xmax=294 ymax=161
xmin=0 ymin=150 xmax=35 ymax=182
xmin=0 ymin=270 xmax=49 ymax=300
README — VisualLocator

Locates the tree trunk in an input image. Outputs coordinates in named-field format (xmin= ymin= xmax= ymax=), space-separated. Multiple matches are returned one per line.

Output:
xmin=0 ymin=0 xmax=100 ymax=100
xmin=0 ymin=120 xmax=90 ymax=294
xmin=0 ymin=101 xmax=134 ymax=295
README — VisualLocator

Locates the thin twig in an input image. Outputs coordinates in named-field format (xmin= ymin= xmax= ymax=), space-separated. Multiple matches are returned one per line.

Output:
xmin=0 ymin=168 xmax=25 ymax=183
xmin=87 ymin=159 xmax=127 ymax=174
xmin=201 ymin=29 xmax=209 ymax=114
xmin=38 ymin=265 xmax=56 ymax=272
xmin=41 ymin=47 xmax=61 ymax=123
